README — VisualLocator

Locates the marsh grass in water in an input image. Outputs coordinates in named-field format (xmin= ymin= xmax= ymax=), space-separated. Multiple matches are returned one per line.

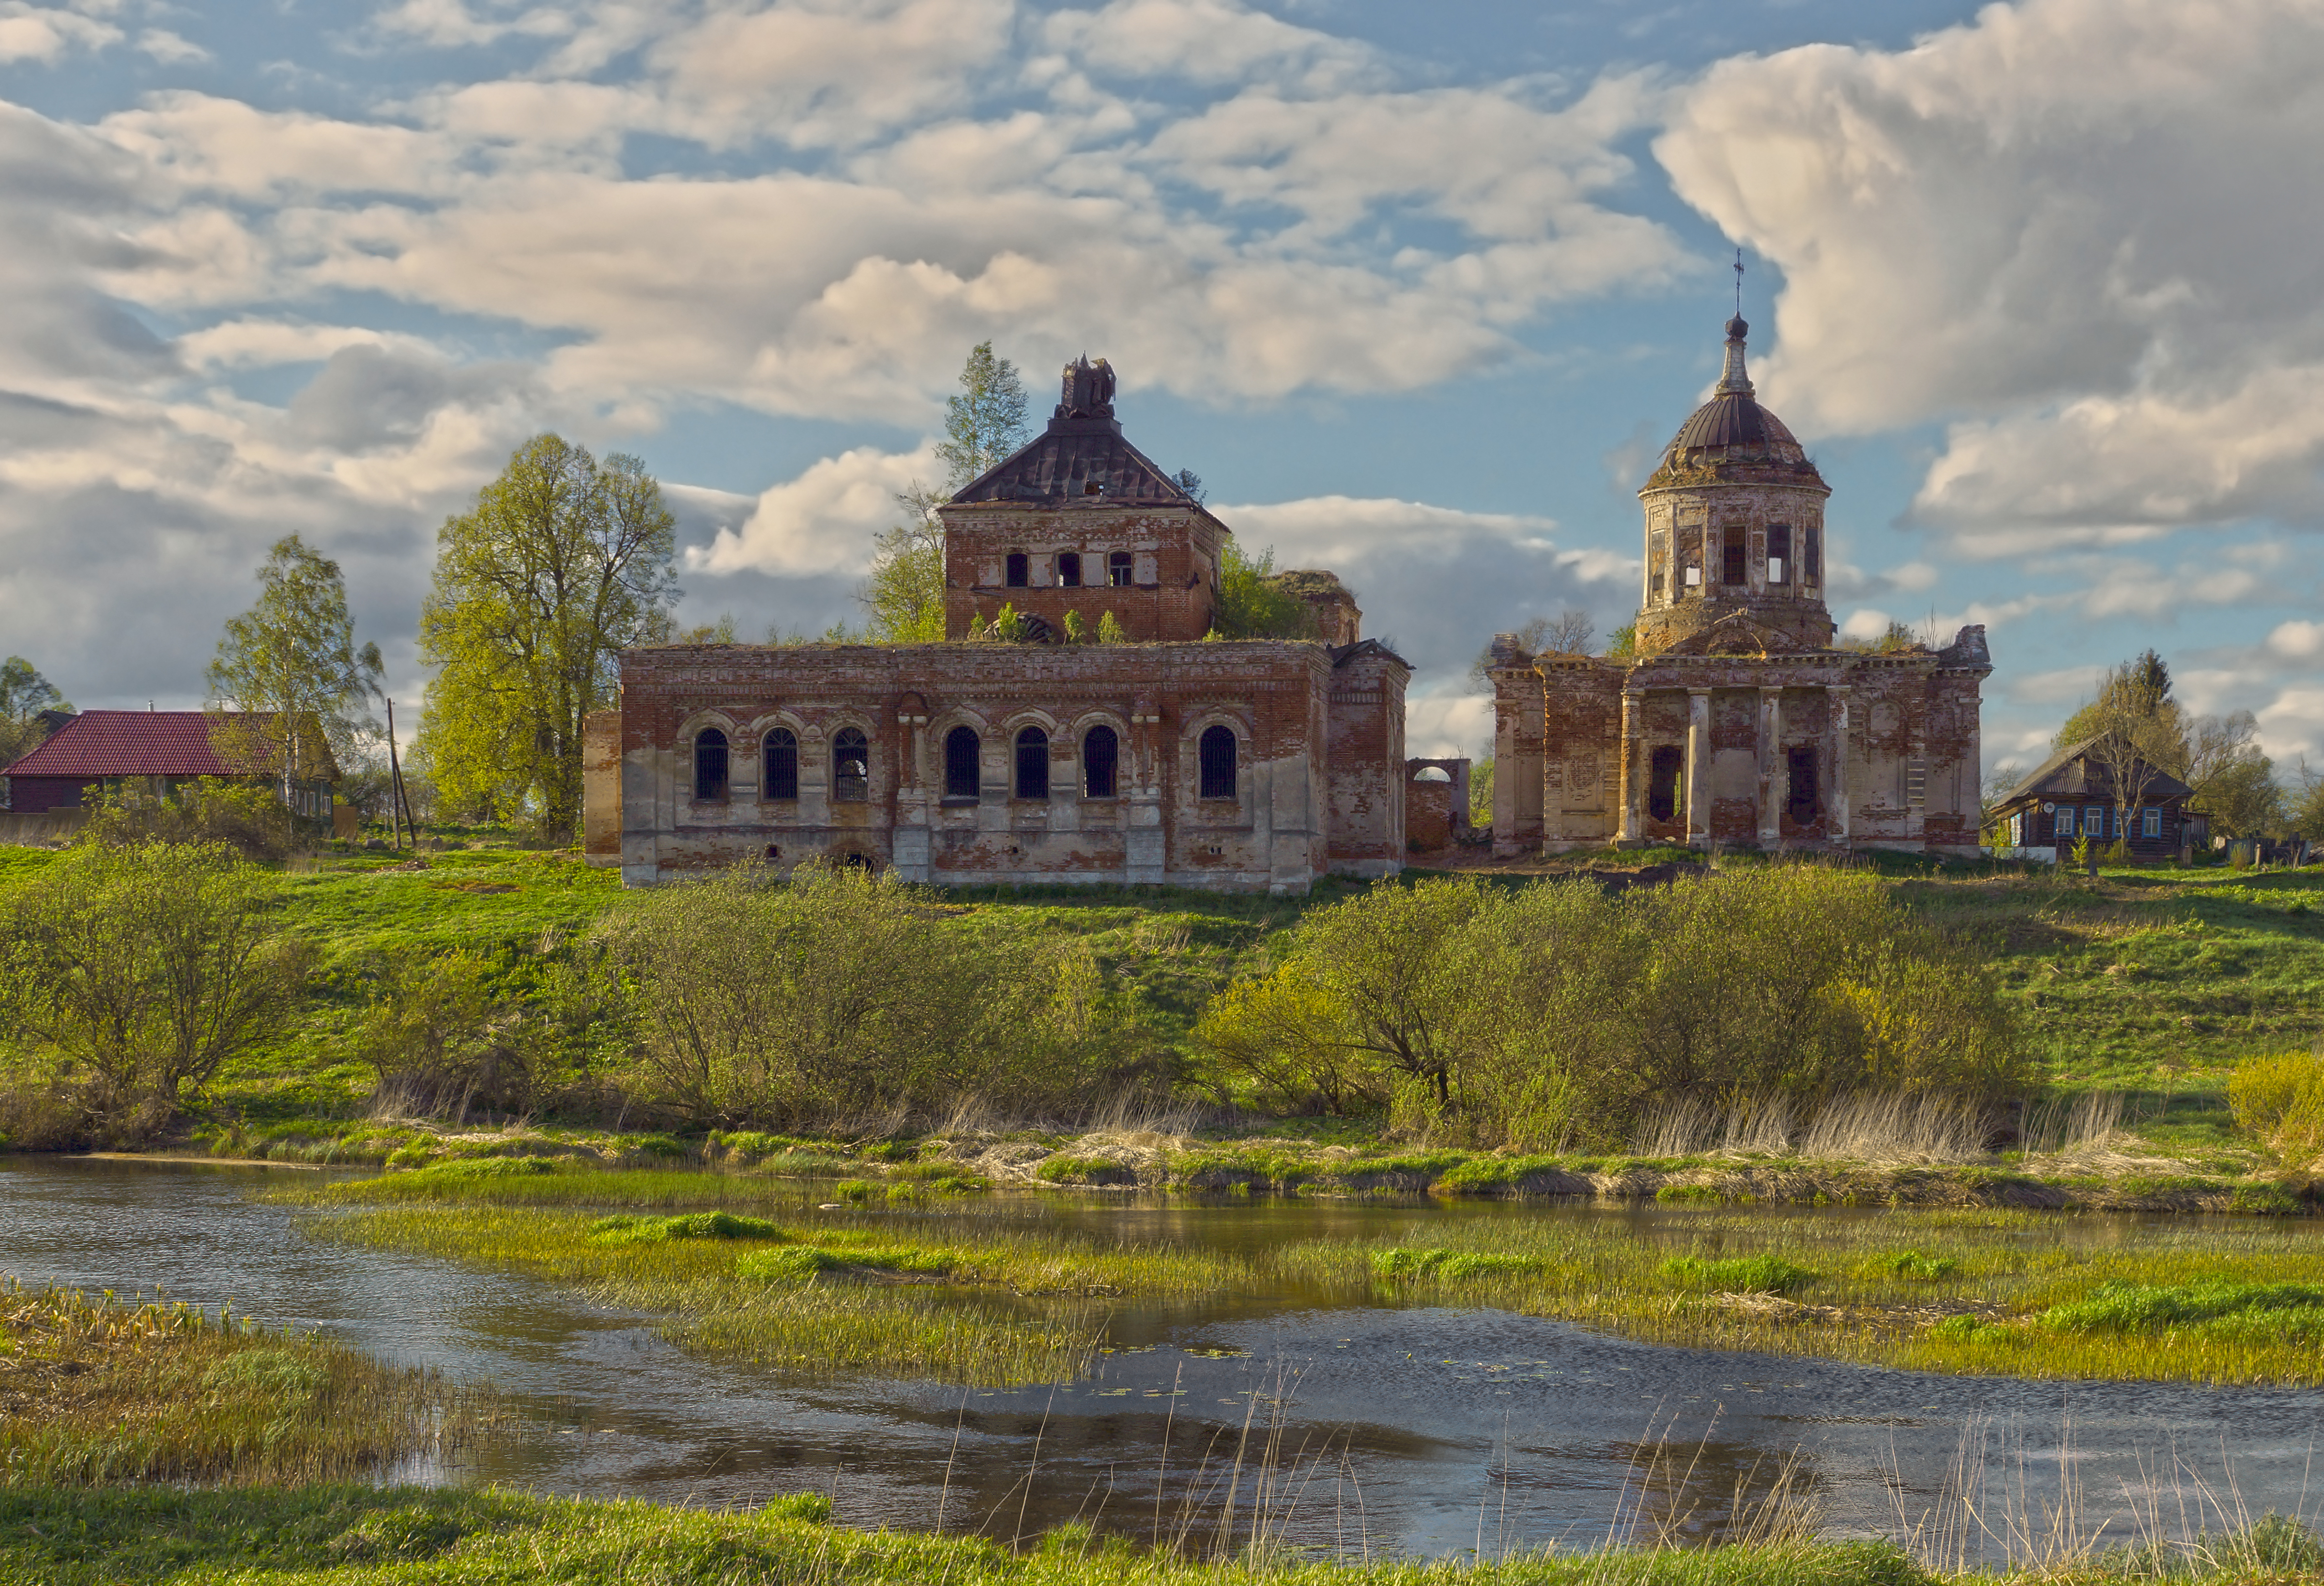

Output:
xmin=311 ymin=1204 xmax=1257 ymax=1387
xmin=7 ymin=1484 xmax=2324 ymax=1586
xmin=0 ymin=1281 xmax=500 ymax=1485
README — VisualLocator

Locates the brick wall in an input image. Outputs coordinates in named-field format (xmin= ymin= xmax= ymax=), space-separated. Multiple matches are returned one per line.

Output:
xmin=939 ymin=503 xmax=1226 ymax=642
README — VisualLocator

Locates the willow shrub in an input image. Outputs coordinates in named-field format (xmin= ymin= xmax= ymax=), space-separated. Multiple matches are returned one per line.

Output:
xmin=605 ymin=861 xmax=1154 ymax=1127
xmin=1196 ymin=867 xmax=2024 ymax=1149
xmin=2227 ymin=1049 xmax=2324 ymax=1157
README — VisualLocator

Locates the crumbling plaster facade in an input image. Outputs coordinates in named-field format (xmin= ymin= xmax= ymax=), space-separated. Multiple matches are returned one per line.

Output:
xmin=1490 ymin=317 xmax=1991 ymax=858
xmin=587 ymin=357 xmax=1410 ymax=893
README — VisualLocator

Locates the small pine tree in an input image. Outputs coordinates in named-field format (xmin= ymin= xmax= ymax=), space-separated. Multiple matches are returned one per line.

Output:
xmin=967 ymin=613 xmax=988 ymax=640
xmin=990 ymin=602 xmax=1024 ymax=642
xmin=1097 ymin=611 xmax=1127 ymax=644
xmin=1063 ymin=610 xmax=1088 ymax=643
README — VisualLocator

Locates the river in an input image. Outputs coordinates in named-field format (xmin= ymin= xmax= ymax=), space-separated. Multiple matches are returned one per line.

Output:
xmin=5 ymin=1153 xmax=2320 ymax=1563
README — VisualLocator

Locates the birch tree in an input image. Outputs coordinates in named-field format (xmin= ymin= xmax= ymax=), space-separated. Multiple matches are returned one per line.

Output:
xmin=206 ymin=535 xmax=367 ymax=801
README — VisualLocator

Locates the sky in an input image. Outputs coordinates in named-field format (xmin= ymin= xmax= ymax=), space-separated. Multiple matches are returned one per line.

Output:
xmin=0 ymin=0 xmax=2320 ymax=780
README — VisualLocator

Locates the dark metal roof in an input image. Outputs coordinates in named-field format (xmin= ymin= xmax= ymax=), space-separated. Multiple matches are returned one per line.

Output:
xmin=948 ymin=356 xmax=1200 ymax=507
xmin=1995 ymin=736 xmax=2194 ymax=808
xmin=1648 ymin=317 xmax=1825 ymax=487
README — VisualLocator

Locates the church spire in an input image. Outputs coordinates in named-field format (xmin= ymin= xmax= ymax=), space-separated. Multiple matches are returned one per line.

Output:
xmin=1718 ymin=314 xmax=1752 ymax=395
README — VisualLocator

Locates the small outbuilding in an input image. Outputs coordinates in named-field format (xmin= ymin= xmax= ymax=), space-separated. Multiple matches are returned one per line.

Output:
xmin=1987 ymin=735 xmax=2197 ymax=861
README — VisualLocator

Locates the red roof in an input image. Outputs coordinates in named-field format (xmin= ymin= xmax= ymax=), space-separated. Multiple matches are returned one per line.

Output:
xmin=3 ymin=710 xmax=258 ymax=778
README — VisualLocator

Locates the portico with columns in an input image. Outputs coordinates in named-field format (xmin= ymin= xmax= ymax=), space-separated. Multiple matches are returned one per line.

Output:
xmin=1489 ymin=313 xmax=1990 ymax=858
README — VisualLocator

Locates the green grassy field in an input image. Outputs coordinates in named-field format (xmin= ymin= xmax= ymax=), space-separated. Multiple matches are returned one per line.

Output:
xmin=3 ymin=844 xmax=2320 ymax=1179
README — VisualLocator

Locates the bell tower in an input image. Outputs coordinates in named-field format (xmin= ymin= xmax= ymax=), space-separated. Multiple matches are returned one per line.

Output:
xmin=1633 ymin=316 xmax=1834 ymax=656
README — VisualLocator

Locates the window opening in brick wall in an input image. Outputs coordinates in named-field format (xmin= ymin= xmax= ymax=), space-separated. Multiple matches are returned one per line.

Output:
xmin=1108 ymin=550 xmax=1133 ymax=586
xmin=1786 ymin=746 xmax=1818 ymax=825
xmin=693 ymin=729 xmax=728 ymax=801
xmin=1015 ymin=727 xmax=1049 ymax=800
xmin=1724 ymin=538 xmax=1746 ymax=585
xmin=832 ymin=728 xmax=870 ymax=802
xmin=1906 ymin=760 xmax=1926 ymax=808
xmin=1648 ymin=745 xmax=1682 ymax=823
xmin=944 ymin=726 xmax=980 ymax=801
xmin=1057 ymin=552 xmax=1081 ymax=587
xmin=1767 ymin=524 xmax=1790 ymax=585
xmin=1005 ymin=552 xmax=1028 ymax=587
xmin=1198 ymin=725 xmax=1238 ymax=800
xmin=1083 ymin=724 xmax=1118 ymax=798
xmin=764 ymin=728 xmax=798 ymax=800
xmin=1804 ymin=524 xmax=1821 ymax=583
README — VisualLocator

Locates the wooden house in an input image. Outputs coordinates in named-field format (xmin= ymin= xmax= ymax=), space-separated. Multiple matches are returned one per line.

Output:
xmin=1988 ymin=735 xmax=2198 ymax=861
xmin=0 ymin=709 xmax=339 ymax=823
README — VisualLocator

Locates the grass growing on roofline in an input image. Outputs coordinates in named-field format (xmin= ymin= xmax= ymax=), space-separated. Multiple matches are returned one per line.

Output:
xmin=9 ymin=1484 xmax=2324 ymax=1586
xmin=310 ymin=1167 xmax=2324 ymax=1386
xmin=0 ymin=1280 xmax=503 ymax=1485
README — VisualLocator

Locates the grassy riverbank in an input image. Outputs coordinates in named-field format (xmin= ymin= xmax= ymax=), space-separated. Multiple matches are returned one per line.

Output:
xmin=304 ymin=1169 xmax=2324 ymax=1386
xmin=7 ymin=1484 xmax=2321 ymax=1586
xmin=0 ymin=1281 xmax=501 ymax=1483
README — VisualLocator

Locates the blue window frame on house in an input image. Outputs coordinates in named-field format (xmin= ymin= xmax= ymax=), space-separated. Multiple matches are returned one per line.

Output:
xmin=2084 ymin=805 xmax=2107 ymax=838
xmin=2143 ymin=807 xmax=2162 ymax=839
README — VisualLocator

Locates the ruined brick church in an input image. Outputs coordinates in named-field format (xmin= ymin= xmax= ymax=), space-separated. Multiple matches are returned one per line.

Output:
xmin=1487 ymin=314 xmax=1991 ymax=856
xmin=585 ymin=357 xmax=1409 ymax=890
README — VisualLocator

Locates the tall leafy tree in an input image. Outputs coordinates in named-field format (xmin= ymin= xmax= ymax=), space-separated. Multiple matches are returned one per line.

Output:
xmin=417 ymin=436 xmax=677 ymax=838
xmin=206 ymin=535 xmax=367 ymax=801
xmin=0 ymin=656 xmax=70 ymax=765
xmin=934 ymin=342 xmax=1028 ymax=489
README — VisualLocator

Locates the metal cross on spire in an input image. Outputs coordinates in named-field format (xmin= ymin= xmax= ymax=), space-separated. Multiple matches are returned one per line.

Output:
xmin=1733 ymin=248 xmax=1744 ymax=317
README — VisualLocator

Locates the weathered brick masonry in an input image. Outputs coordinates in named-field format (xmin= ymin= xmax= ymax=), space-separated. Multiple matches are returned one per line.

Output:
xmin=586 ymin=356 xmax=1410 ymax=892
xmin=1491 ymin=316 xmax=1990 ymax=857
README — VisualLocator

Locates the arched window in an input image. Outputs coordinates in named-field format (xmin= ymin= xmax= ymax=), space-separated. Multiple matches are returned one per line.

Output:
xmin=1006 ymin=551 xmax=1029 ymax=587
xmin=1082 ymin=724 xmax=1118 ymax=799
xmin=945 ymin=725 xmax=981 ymax=801
xmin=832 ymin=728 xmax=869 ymax=802
xmin=1057 ymin=551 xmax=1082 ymax=588
xmin=1198 ymin=725 xmax=1237 ymax=800
xmin=693 ymin=729 xmax=729 ymax=801
xmin=763 ymin=728 xmax=798 ymax=800
xmin=1108 ymin=550 xmax=1133 ymax=587
xmin=1015 ymin=727 xmax=1049 ymax=800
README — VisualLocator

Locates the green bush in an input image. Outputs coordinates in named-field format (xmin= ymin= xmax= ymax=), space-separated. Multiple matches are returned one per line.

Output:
xmin=1662 ymin=1255 xmax=1819 ymax=1295
xmin=1196 ymin=868 xmax=2024 ymax=1150
xmin=605 ymin=861 xmax=1161 ymax=1128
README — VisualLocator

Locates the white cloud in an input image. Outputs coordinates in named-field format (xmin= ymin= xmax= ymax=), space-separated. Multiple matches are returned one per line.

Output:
xmin=1660 ymin=0 xmax=2324 ymax=537
xmin=2268 ymin=619 xmax=2324 ymax=660
xmin=691 ymin=442 xmax=943 ymax=578
xmin=0 ymin=5 xmax=120 ymax=64
xmin=1042 ymin=0 xmax=1375 ymax=93
xmin=137 ymin=29 xmax=209 ymax=65
xmin=373 ymin=0 xmax=574 ymax=48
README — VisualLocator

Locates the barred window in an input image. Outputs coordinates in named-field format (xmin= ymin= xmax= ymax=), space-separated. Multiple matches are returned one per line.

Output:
xmin=1108 ymin=551 xmax=1133 ymax=587
xmin=763 ymin=728 xmax=798 ymax=801
xmin=1015 ymin=726 xmax=1049 ymax=800
xmin=693 ymin=729 xmax=728 ymax=801
xmin=1083 ymin=725 xmax=1118 ymax=799
xmin=832 ymin=728 xmax=869 ymax=802
xmin=945 ymin=726 xmax=980 ymax=801
xmin=1723 ymin=538 xmax=1746 ymax=585
xmin=1804 ymin=524 xmax=1822 ymax=583
xmin=1198 ymin=725 xmax=1237 ymax=800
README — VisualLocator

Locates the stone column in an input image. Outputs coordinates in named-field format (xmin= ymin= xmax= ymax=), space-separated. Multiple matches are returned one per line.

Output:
xmin=1757 ymin=685 xmax=1782 ymax=849
xmin=1684 ymin=687 xmax=1711 ymax=850
xmin=1827 ymin=685 xmax=1853 ymax=845
xmin=1617 ymin=690 xmax=1643 ymax=844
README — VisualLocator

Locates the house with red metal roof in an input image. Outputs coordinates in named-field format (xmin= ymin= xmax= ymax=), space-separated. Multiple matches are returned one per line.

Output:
xmin=0 ymin=709 xmax=338 ymax=822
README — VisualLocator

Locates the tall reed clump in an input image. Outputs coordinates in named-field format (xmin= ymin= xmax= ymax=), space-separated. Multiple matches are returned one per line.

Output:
xmin=2227 ymin=1048 xmax=2324 ymax=1160
xmin=1196 ymin=867 xmax=2025 ymax=1150
xmin=602 ymin=860 xmax=1169 ymax=1128
xmin=0 ymin=1280 xmax=500 ymax=1484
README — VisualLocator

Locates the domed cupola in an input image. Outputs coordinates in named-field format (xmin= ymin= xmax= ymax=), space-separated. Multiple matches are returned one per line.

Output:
xmin=1648 ymin=317 xmax=1826 ymax=488
xmin=1632 ymin=315 xmax=1835 ymax=657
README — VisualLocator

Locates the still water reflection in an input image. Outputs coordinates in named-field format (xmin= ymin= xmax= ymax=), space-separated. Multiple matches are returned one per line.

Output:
xmin=5 ymin=1154 xmax=2320 ymax=1561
